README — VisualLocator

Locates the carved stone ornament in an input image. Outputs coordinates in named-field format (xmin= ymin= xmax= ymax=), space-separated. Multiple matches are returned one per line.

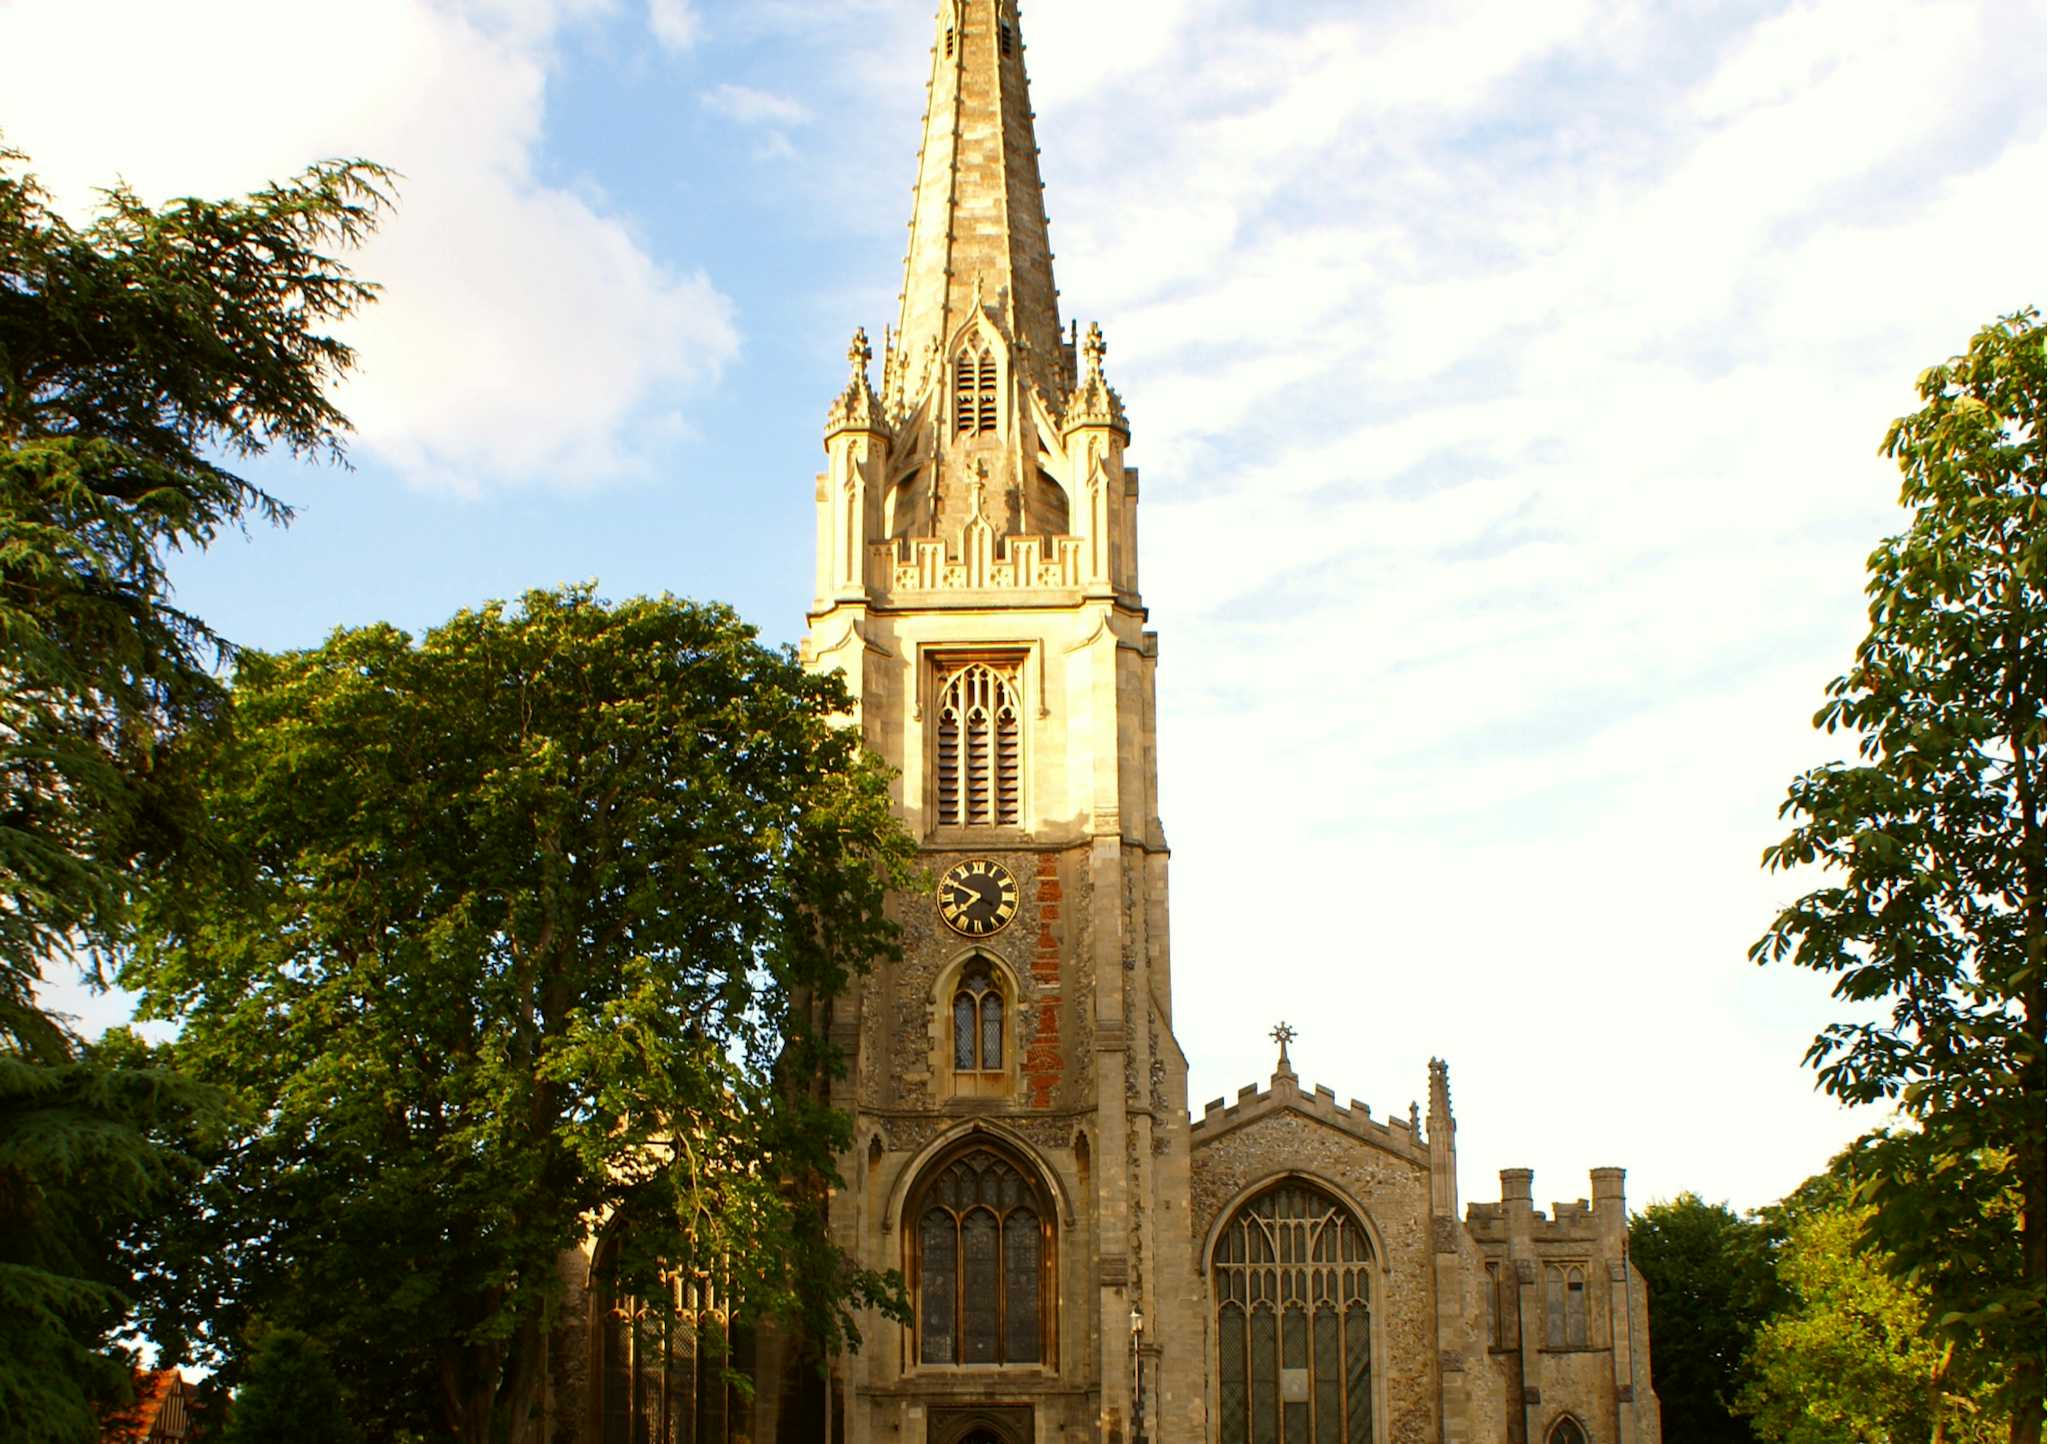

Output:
xmin=826 ymin=326 xmax=890 ymax=437
xmin=1432 ymin=1216 xmax=1462 ymax=1255
xmin=1061 ymin=321 xmax=1129 ymax=437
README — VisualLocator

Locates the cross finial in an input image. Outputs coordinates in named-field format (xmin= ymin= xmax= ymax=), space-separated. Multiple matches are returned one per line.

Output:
xmin=1271 ymin=1022 xmax=1296 ymax=1067
xmin=1083 ymin=321 xmax=1107 ymax=377
xmin=849 ymin=327 xmax=873 ymax=377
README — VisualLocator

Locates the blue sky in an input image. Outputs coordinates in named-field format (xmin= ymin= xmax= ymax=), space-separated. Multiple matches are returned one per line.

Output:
xmin=4 ymin=0 xmax=2040 ymax=1214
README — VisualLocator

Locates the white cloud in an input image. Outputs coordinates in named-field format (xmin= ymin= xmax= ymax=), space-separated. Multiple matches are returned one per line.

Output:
xmin=0 ymin=0 xmax=739 ymax=493
xmin=647 ymin=0 xmax=700 ymax=52
xmin=703 ymin=83 xmax=813 ymax=129
xmin=991 ymin=0 xmax=2039 ymax=1209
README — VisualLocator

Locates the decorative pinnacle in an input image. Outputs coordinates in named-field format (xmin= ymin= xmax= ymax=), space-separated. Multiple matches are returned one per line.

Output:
xmin=1082 ymin=321 xmax=1107 ymax=377
xmin=848 ymin=327 xmax=873 ymax=378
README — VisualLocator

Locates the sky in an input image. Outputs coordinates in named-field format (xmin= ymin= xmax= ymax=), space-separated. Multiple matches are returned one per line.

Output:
xmin=3 ymin=0 xmax=2040 ymax=1218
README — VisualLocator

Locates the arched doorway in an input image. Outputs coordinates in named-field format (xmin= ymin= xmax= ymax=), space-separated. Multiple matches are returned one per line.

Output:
xmin=928 ymin=1404 xmax=1035 ymax=1444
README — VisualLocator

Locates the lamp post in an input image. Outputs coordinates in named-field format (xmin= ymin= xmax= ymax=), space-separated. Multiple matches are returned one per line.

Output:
xmin=1130 ymin=1306 xmax=1148 ymax=1444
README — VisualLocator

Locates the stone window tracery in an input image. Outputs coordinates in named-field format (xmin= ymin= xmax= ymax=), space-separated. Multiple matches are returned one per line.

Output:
xmin=953 ymin=961 xmax=1006 ymax=1072
xmin=911 ymin=1146 xmax=1052 ymax=1367
xmin=1545 ymin=1264 xmax=1590 ymax=1349
xmin=1213 ymin=1183 xmax=1376 ymax=1444
xmin=1548 ymin=1418 xmax=1589 ymax=1444
xmin=934 ymin=660 xmax=1023 ymax=829
xmin=592 ymin=1243 xmax=755 ymax=1444
xmin=956 ymin=345 xmax=998 ymax=436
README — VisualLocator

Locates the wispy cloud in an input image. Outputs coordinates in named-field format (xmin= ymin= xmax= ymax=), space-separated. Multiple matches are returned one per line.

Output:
xmin=647 ymin=0 xmax=699 ymax=52
xmin=0 ymin=0 xmax=740 ymax=494
xmin=1003 ymin=0 xmax=2034 ymax=1207
xmin=703 ymin=83 xmax=813 ymax=129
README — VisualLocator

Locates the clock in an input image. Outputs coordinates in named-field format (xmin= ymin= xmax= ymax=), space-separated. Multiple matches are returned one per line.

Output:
xmin=937 ymin=858 xmax=1021 ymax=938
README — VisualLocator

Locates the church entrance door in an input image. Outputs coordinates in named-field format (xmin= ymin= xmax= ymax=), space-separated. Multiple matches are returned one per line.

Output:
xmin=928 ymin=1405 xmax=1033 ymax=1444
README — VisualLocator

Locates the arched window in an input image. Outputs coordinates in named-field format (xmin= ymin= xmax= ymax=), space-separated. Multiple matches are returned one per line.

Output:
xmin=935 ymin=661 xmax=1023 ymax=829
xmin=593 ymin=1245 xmax=755 ymax=1444
xmin=956 ymin=345 xmax=998 ymax=436
xmin=1545 ymin=1265 xmax=1589 ymax=1349
xmin=953 ymin=962 xmax=1005 ymax=1072
xmin=913 ymin=1146 xmax=1052 ymax=1367
xmin=1548 ymin=1418 xmax=1589 ymax=1444
xmin=1213 ymin=1183 xmax=1375 ymax=1444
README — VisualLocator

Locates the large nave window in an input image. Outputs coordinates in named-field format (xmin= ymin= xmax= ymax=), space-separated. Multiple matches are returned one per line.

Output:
xmin=1213 ymin=1183 xmax=1376 ymax=1444
xmin=593 ymin=1244 xmax=755 ymax=1444
xmin=912 ymin=1146 xmax=1052 ymax=1367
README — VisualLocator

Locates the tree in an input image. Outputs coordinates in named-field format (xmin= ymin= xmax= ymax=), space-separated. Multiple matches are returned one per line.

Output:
xmin=1740 ymin=1201 xmax=2007 ymax=1444
xmin=126 ymin=587 xmax=918 ymax=1444
xmin=1630 ymin=1195 xmax=1776 ymax=1444
xmin=1752 ymin=307 xmax=2044 ymax=1442
xmin=0 ymin=142 xmax=391 ymax=1439
xmin=217 ymin=1329 xmax=361 ymax=1444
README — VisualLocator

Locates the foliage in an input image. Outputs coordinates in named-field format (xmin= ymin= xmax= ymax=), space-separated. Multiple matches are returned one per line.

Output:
xmin=217 ymin=1329 xmax=362 ymax=1444
xmin=1752 ymin=307 xmax=2044 ymax=1441
xmin=0 ymin=141 xmax=390 ymax=1442
xmin=1629 ymin=1195 xmax=1775 ymax=1444
xmin=127 ymin=587 xmax=919 ymax=1444
xmin=1739 ymin=1201 xmax=2007 ymax=1444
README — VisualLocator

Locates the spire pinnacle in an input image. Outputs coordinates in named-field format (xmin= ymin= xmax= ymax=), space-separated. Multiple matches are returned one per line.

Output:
xmin=894 ymin=0 xmax=1064 ymax=406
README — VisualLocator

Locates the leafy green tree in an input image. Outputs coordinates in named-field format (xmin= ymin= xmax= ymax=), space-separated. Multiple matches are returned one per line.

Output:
xmin=217 ymin=1329 xmax=361 ymax=1444
xmin=1630 ymin=1195 xmax=1776 ymax=1444
xmin=127 ymin=587 xmax=918 ymax=1444
xmin=0 ymin=142 xmax=390 ymax=1441
xmin=1739 ymin=1202 xmax=2006 ymax=1444
xmin=1752 ymin=307 xmax=2044 ymax=1442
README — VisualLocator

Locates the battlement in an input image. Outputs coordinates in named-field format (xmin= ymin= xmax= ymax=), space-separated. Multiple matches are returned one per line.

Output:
xmin=1188 ymin=1074 xmax=1428 ymax=1164
xmin=1463 ymin=1167 xmax=1629 ymax=1243
xmin=875 ymin=532 xmax=1089 ymax=595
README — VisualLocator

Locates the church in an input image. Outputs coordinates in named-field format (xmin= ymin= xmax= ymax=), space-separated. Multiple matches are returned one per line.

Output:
xmin=561 ymin=6 xmax=1661 ymax=1444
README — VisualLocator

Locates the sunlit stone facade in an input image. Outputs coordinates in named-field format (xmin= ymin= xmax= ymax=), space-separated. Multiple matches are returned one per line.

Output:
xmin=556 ymin=7 xmax=1661 ymax=1444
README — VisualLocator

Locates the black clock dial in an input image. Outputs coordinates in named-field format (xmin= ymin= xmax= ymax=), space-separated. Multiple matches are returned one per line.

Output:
xmin=937 ymin=859 xmax=1020 ymax=937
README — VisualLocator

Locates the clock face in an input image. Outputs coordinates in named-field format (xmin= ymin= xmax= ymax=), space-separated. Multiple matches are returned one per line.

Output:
xmin=937 ymin=858 xmax=1020 ymax=938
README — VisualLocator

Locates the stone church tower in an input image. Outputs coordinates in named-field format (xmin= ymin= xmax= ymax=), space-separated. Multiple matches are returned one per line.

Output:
xmin=557 ymin=6 xmax=1663 ymax=1444
xmin=798 ymin=3 xmax=1199 ymax=1444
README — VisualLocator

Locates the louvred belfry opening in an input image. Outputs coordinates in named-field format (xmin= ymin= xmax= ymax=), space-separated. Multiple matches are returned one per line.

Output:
xmin=934 ymin=660 xmax=1023 ymax=829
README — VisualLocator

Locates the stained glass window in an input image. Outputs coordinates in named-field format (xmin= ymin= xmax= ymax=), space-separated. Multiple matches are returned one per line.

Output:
xmin=953 ymin=964 xmax=1004 ymax=1073
xmin=912 ymin=1147 xmax=1051 ymax=1366
xmin=593 ymin=1244 xmax=754 ymax=1444
xmin=1213 ymin=1185 xmax=1375 ymax=1444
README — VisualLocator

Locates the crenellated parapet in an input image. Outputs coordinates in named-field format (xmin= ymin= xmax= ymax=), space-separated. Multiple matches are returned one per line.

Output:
xmin=876 ymin=531 xmax=1088 ymax=595
xmin=1190 ymin=1072 xmax=1430 ymax=1167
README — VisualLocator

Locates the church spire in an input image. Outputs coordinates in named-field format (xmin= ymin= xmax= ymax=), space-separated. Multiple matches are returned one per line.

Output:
xmin=891 ymin=0 xmax=1065 ymax=406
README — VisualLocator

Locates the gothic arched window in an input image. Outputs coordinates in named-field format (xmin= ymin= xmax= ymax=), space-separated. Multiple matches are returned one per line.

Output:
xmin=956 ymin=345 xmax=998 ymax=436
xmin=1545 ymin=1264 xmax=1590 ymax=1348
xmin=1548 ymin=1418 xmax=1589 ymax=1444
xmin=953 ymin=962 xmax=1006 ymax=1072
xmin=1213 ymin=1183 xmax=1375 ymax=1444
xmin=934 ymin=661 xmax=1022 ymax=829
xmin=592 ymin=1246 xmax=756 ymax=1444
xmin=913 ymin=1146 xmax=1052 ymax=1367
